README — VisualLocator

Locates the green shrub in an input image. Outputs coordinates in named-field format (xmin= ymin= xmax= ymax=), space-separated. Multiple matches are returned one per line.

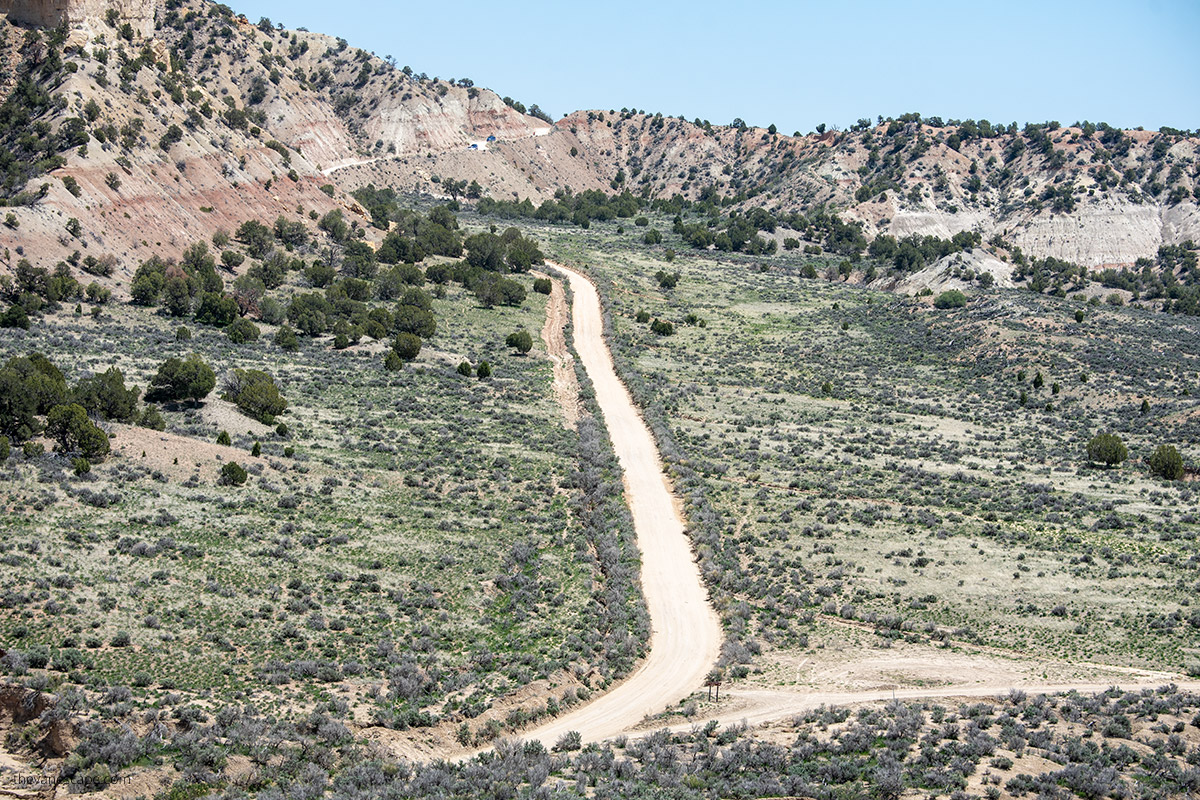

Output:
xmin=138 ymin=405 xmax=165 ymax=431
xmin=533 ymin=278 xmax=552 ymax=295
xmin=934 ymin=289 xmax=968 ymax=309
xmin=457 ymin=361 xmax=472 ymax=376
xmin=274 ymin=324 xmax=299 ymax=352
xmin=223 ymin=369 xmax=286 ymax=423
xmin=147 ymin=355 xmax=215 ymax=404
xmin=650 ymin=318 xmax=675 ymax=336
xmin=225 ymin=317 xmax=260 ymax=344
xmin=45 ymin=403 xmax=110 ymax=460
xmin=219 ymin=461 xmax=248 ymax=486
xmin=506 ymin=329 xmax=533 ymax=354
xmin=1087 ymin=433 xmax=1128 ymax=466
xmin=194 ymin=292 xmax=239 ymax=326
xmin=476 ymin=361 xmax=491 ymax=379
xmin=72 ymin=367 xmax=139 ymax=422
xmin=1 ymin=305 xmax=30 ymax=329
xmin=393 ymin=332 xmax=422 ymax=362
xmin=1148 ymin=444 xmax=1184 ymax=480
xmin=217 ymin=430 xmax=231 ymax=446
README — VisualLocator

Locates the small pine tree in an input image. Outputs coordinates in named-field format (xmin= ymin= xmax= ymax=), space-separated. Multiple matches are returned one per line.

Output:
xmin=457 ymin=361 xmax=472 ymax=376
xmin=934 ymin=289 xmax=967 ymax=309
xmin=138 ymin=405 xmax=165 ymax=431
xmin=251 ymin=441 xmax=261 ymax=457
xmin=217 ymin=430 xmax=231 ymax=446
xmin=476 ymin=361 xmax=492 ymax=380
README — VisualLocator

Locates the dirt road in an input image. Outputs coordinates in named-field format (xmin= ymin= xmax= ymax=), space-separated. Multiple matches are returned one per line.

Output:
xmin=639 ymin=678 xmax=1200 ymax=741
xmin=514 ymin=262 xmax=723 ymax=747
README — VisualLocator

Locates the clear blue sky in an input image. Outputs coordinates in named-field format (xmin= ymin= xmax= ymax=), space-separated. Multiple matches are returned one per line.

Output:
xmin=228 ymin=0 xmax=1199 ymax=133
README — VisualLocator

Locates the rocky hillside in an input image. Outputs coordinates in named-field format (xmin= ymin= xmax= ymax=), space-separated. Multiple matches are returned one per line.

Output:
xmin=0 ymin=0 xmax=1197 ymax=287
xmin=345 ymin=110 xmax=1200 ymax=269
xmin=0 ymin=0 xmax=550 ymax=287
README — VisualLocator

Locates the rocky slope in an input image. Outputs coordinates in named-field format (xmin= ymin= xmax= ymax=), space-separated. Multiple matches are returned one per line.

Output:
xmin=0 ymin=0 xmax=551 ymax=287
xmin=0 ymin=0 xmax=1196 ymax=288
xmin=343 ymin=111 xmax=1200 ymax=269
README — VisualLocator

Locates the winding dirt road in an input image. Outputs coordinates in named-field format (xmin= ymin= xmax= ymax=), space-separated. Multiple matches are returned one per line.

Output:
xmin=469 ymin=261 xmax=1200 ymax=755
xmin=514 ymin=262 xmax=723 ymax=747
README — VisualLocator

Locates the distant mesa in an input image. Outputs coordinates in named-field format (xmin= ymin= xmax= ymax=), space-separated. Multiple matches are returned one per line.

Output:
xmin=0 ymin=0 xmax=157 ymax=39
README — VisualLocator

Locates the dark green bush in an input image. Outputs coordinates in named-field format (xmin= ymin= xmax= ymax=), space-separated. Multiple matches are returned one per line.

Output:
xmin=506 ymin=329 xmax=533 ymax=354
xmin=934 ymin=289 xmax=968 ymax=309
xmin=1087 ymin=433 xmax=1128 ymax=466
xmin=45 ymin=403 xmax=110 ymax=460
xmin=223 ymin=369 xmax=286 ymax=423
xmin=219 ymin=461 xmax=248 ymax=486
xmin=392 ymin=333 xmax=422 ymax=362
xmin=146 ymin=355 xmax=215 ymax=404
xmin=225 ymin=317 xmax=260 ymax=344
xmin=1148 ymin=444 xmax=1184 ymax=480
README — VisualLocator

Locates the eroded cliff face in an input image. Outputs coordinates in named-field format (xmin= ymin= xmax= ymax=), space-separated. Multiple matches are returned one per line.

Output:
xmin=0 ymin=0 xmax=1195 ymax=289
xmin=0 ymin=0 xmax=156 ymax=38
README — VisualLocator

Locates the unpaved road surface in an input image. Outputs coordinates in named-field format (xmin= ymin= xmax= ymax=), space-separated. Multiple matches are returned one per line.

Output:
xmin=642 ymin=678 xmax=1200 ymax=740
xmin=516 ymin=262 xmax=723 ymax=747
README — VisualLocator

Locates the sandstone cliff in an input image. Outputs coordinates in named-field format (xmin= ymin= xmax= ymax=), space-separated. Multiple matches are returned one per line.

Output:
xmin=0 ymin=0 xmax=155 ymax=38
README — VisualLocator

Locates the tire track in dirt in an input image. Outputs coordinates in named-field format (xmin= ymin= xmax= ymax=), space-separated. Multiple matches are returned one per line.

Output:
xmin=532 ymin=270 xmax=580 ymax=429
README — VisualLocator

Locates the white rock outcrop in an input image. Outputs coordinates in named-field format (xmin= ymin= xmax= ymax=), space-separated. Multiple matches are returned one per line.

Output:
xmin=0 ymin=0 xmax=156 ymax=38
